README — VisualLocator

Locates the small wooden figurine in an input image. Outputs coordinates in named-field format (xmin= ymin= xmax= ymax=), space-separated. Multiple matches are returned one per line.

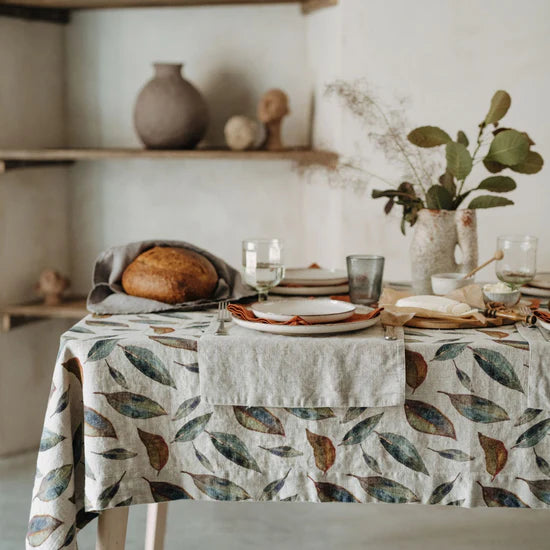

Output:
xmin=257 ymin=89 xmax=289 ymax=151
xmin=35 ymin=269 xmax=70 ymax=306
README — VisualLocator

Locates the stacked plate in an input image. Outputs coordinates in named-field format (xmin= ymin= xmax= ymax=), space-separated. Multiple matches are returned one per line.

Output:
xmin=272 ymin=268 xmax=349 ymax=296
xmin=521 ymin=272 xmax=550 ymax=299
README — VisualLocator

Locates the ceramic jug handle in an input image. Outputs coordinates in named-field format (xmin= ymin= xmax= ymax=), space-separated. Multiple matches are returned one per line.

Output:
xmin=455 ymin=210 xmax=478 ymax=274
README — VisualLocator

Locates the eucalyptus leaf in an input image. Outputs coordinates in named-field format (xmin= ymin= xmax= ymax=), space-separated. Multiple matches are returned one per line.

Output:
xmin=446 ymin=142 xmax=473 ymax=180
xmin=483 ymin=158 xmax=507 ymax=173
xmin=511 ymin=150 xmax=544 ymax=174
xmin=425 ymin=185 xmax=454 ymax=210
xmin=456 ymin=130 xmax=469 ymax=146
xmin=484 ymin=90 xmax=511 ymax=125
xmin=407 ymin=126 xmax=452 ymax=147
xmin=486 ymin=129 xmax=529 ymax=166
xmin=468 ymin=196 xmax=514 ymax=209
xmin=477 ymin=176 xmax=516 ymax=193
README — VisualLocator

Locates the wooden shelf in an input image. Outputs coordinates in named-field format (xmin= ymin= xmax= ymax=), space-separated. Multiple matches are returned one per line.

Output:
xmin=1 ymin=297 xmax=88 ymax=331
xmin=0 ymin=1 xmax=338 ymax=24
xmin=0 ymin=147 xmax=338 ymax=172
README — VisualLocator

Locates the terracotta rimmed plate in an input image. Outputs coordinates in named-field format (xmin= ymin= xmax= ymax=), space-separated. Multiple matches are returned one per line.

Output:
xmin=282 ymin=268 xmax=348 ymax=287
xmin=251 ymin=299 xmax=356 ymax=324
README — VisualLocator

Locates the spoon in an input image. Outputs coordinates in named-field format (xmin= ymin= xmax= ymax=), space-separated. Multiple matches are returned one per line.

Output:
xmin=462 ymin=250 xmax=504 ymax=280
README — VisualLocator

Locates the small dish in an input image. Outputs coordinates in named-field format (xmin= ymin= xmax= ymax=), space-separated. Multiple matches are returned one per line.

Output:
xmin=483 ymin=289 xmax=521 ymax=306
xmin=271 ymin=284 xmax=349 ymax=296
xmin=282 ymin=268 xmax=348 ymax=287
xmin=431 ymin=272 xmax=473 ymax=295
xmin=251 ymin=299 xmax=356 ymax=324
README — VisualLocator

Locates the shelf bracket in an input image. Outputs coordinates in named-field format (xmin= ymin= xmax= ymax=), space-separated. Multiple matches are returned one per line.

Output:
xmin=0 ymin=5 xmax=70 ymax=25
xmin=0 ymin=160 xmax=74 ymax=173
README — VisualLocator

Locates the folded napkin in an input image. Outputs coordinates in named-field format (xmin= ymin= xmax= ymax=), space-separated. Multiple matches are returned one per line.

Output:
xmin=87 ymin=240 xmax=257 ymax=314
xmin=198 ymin=319 xmax=405 ymax=408
xmin=517 ymin=323 xmax=550 ymax=409
xmin=534 ymin=309 xmax=550 ymax=323
xmin=227 ymin=303 xmax=383 ymax=326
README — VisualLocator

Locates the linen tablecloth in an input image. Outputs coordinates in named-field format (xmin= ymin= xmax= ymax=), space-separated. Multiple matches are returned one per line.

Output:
xmin=27 ymin=312 xmax=550 ymax=549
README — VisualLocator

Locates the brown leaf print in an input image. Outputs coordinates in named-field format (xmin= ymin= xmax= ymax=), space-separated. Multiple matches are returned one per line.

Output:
xmin=138 ymin=429 xmax=169 ymax=474
xmin=306 ymin=429 xmax=336 ymax=474
xmin=405 ymin=350 xmax=428 ymax=392
xmin=478 ymin=432 xmax=508 ymax=480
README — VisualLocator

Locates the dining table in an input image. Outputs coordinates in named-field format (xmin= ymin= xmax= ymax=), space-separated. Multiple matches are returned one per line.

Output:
xmin=27 ymin=306 xmax=550 ymax=550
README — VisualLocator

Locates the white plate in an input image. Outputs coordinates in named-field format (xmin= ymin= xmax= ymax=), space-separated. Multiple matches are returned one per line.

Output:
xmin=530 ymin=272 xmax=550 ymax=290
xmin=282 ymin=268 xmax=348 ymax=287
xmin=271 ymin=284 xmax=349 ymax=296
xmin=251 ymin=299 xmax=356 ymax=324
xmin=233 ymin=308 xmax=380 ymax=336
xmin=538 ymin=318 xmax=550 ymax=332
xmin=521 ymin=286 xmax=550 ymax=298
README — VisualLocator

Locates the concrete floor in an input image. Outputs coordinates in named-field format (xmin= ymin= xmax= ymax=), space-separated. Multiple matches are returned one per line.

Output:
xmin=3 ymin=452 xmax=549 ymax=550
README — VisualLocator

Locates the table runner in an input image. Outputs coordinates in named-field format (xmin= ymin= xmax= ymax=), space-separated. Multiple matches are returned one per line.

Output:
xmin=198 ymin=322 xmax=405 ymax=407
xmin=27 ymin=312 xmax=550 ymax=550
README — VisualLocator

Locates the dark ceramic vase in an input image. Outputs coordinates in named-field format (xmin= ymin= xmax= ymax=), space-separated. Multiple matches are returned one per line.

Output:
xmin=134 ymin=63 xmax=209 ymax=149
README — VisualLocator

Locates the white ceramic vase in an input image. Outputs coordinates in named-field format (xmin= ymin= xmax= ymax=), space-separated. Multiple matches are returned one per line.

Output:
xmin=410 ymin=209 xmax=478 ymax=294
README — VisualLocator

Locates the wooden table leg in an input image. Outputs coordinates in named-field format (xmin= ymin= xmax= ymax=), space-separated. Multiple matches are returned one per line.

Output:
xmin=96 ymin=507 xmax=129 ymax=550
xmin=144 ymin=503 xmax=168 ymax=550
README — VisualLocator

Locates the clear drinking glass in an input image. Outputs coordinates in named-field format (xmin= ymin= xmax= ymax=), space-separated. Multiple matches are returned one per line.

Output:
xmin=346 ymin=255 xmax=385 ymax=305
xmin=496 ymin=235 xmax=538 ymax=289
xmin=242 ymin=239 xmax=285 ymax=301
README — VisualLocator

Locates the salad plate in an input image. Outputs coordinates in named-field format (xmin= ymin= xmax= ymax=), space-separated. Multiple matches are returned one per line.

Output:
xmin=282 ymin=268 xmax=348 ymax=287
xmin=271 ymin=284 xmax=349 ymax=296
xmin=251 ymin=299 xmax=356 ymax=324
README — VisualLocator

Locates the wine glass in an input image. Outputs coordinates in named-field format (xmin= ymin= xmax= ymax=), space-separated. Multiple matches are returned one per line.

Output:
xmin=242 ymin=239 xmax=285 ymax=302
xmin=495 ymin=235 xmax=538 ymax=289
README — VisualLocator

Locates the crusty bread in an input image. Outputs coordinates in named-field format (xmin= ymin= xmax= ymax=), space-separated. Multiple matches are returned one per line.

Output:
xmin=121 ymin=246 xmax=218 ymax=304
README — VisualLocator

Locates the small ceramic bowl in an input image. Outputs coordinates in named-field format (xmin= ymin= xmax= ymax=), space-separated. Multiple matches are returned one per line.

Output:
xmin=431 ymin=273 xmax=473 ymax=295
xmin=483 ymin=289 xmax=521 ymax=307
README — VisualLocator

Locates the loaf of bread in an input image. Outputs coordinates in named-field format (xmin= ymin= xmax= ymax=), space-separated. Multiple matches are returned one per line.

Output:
xmin=122 ymin=246 xmax=218 ymax=304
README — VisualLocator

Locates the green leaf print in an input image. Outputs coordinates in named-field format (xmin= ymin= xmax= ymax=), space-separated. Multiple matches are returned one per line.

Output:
xmin=429 ymin=473 xmax=460 ymax=504
xmin=148 ymin=335 xmax=198 ymax=350
xmin=39 ymin=428 xmax=66 ymax=452
xmin=433 ymin=343 xmax=469 ymax=361
xmin=534 ymin=449 xmax=550 ymax=477
xmin=404 ymin=400 xmax=456 ymax=439
xmin=106 ymin=360 xmax=129 ymax=389
xmin=341 ymin=407 xmax=367 ymax=424
xmin=259 ymin=469 xmax=291 ymax=501
xmin=285 ymin=408 xmax=335 ymax=420
xmin=516 ymin=478 xmax=550 ymax=504
xmin=92 ymin=448 xmax=138 ymax=460
xmin=143 ymin=478 xmax=193 ymax=502
xmin=193 ymin=443 xmax=215 ymax=473
xmin=96 ymin=472 xmax=126 ymax=509
xmin=27 ymin=515 xmax=63 ymax=547
xmin=438 ymin=392 xmax=510 ymax=423
xmin=182 ymin=472 xmax=251 ymax=501
xmin=208 ymin=431 xmax=262 ymax=473
xmin=259 ymin=446 xmax=303 ymax=458
xmin=514 ymin=408 xmax=543 ymax=427
xmin=50 ymin=386 xmax=70 ymax=417
xmin=233 ymin=407 xmax=285 ymax=436
xmin=376 ymin=432 xmax=429 ymax=476
xmin=138 ymin=429 xmax=170 ymax=473
xmin=477 ymin=481 xmax=529 ymax=507
xmin=455 ymin=365 xmax=475 ymax=393
xmin=36 ymin=465 xmax=73 ymax=501
xmin=348 ymin=475 xmax=419 ymax=503
xmin=428 ymin=448 xmax=475 ymax=462
xmin=174 ymin=413 xmax=212 ymax=443
xmin=121 ymin=345 xmax=176 ymax=389
xmin=513 ymin=419 xmax=550 ymax=448
xmin=308 ymin=476 xmax=360 ymax=503
xmin=84 ymin=406 xmax=117 ymax=438
xmin=87 ymin=339 xmax=120 ymax=362
xmin=172 ymin=396 xmax=201 ymax=421
xmin=95 ymin=392 xmax=168 ymax=419
xmin=361 ymin=445 xmax=382 ymax=474
xmin=472 ymin=348 xmax=523 ymax=392
xmin=340 ymin=413 xmax=384 ymax=446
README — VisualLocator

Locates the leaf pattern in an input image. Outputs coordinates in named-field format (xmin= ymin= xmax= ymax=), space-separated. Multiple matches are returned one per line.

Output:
xmin=428 ymin=448 xmax=474 ymax=462
xmin=472 ymin=348 xmax=523 ymax=392
xmin=143 ymin=478 xmax=193 ymax=502
xmin=308 ymin=476 xmax=360 ymax=502
xmin=516 ymin=478 xmax=550 ymax=504
xmin=193 ymin=443 xmax=214 ymax=472
xmin=106 ymin=360 xmax=129 ymax=389
xmin=377 ymin=432 xmax=429 ymax=476
xmin=27 ymin=515 xmax=63 ymax=547
xmin=208 ymin=431 xmax=261 ymax=473
xmin=39 ymin=428 xmax=66 ymax=452
xmin=341 ymin=407 xmax=366 ymax=423
xmin=361 ymin=445 xmax=382 ymax=474
xmin=534 ymin=449 xmax=550 ymax=477
xmin=96 ymin=392 xmax=168 ymax=419
xmin=36 ymin=465 xmax=73 ymax=501
xmin=50 ymin=386 xmax=70 ymax=417
xmin=62 ymin=358 xmax=83 ymax=385
xmin=233 ymin=406 xmax=285 ymax=436
xmin=405 ymin=350 xmax=428 ymax=392
xmin=174 ymin=413 xmax=212 ymax=443
xmin=515 ymin=408 xmax=543 ymax=427
xmin=340 ymin=413 xmax=384 ymax=446
xmin=259 ymin=445 xmax=303 ymax=458
xmin=306 ymin=429 xmax=336 ymax=474
xmin=92 ymin=448 xmax=137 ymax=460
xmin=138 ymin=429 xmax=169 ymax=473
xmin=454 ymin=365 xmax=475 ymax=393
xmin=477 ymin=482 xmax=529 ymax=507
xmin=429 ymin=474 xmax=460 ymax=504
xmin=122 ymin=345 xmax=176 ymax=388
xmin=84 ymin=406 xmax=117 ymax=438
xmin=438 ymin=392 xmax=510 ymax=423
xmin=433 ymin=343 xmax=468 ymax=361
xmin=149 ymin=335 xmax=197 ymax=350
xmin=404 ymin=400 xmax=456 ymax=439
xmin=96 ymin=472 xmax=126 ymax=508
xmin=285 ymin=408 xmax=335 ymax=420
xmin=478 ymin=432 xmax=508 ymax=480
xmin=513 ymin=419 xmax=550 ymax=448
xmin=183 ymin=472 xmax=251 ymax=501
xmin=172 ymin=396 xmax=201 ymax=421
xmin=259 ymin=469 xmax=291 ymax=501
xmin=87 ymin=339 xmax=120 ymax=362
xmin=349 ymin=475 xmax=419 ymax=503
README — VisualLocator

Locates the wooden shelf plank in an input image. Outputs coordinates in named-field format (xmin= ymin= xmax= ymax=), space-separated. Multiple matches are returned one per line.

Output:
xmin=1 ymin=297 xmax=88 ymax=331
xmin=0 ymin=147 xmax=338 ymax=171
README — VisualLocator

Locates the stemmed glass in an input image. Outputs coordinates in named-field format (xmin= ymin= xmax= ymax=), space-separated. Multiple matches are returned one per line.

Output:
xmin=495 ymin=235 xmax=538 ymax=290
xmin=242 ymin=239 xmax=285 ymax=302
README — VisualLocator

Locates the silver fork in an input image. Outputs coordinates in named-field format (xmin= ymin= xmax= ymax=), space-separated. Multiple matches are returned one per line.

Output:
xmin=215 ymin=301 xmax=230 ymax=336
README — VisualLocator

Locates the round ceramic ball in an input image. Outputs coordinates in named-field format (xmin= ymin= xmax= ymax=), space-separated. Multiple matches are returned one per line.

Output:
xmin=224 ymin=116 xmax=259 ymax=151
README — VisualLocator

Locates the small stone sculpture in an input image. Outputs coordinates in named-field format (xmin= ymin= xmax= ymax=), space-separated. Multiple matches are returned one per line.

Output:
xmin=35 ymin=269 xmax=70 ymax=306
xmin=224 ymin=116 xmax=259 ymax=151
xmin=257 ymin=89 xmax=290 ymax=151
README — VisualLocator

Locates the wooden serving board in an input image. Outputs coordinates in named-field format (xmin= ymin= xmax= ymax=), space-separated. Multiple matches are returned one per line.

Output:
xmin=406 ymin=316 xmax=515 ymax=330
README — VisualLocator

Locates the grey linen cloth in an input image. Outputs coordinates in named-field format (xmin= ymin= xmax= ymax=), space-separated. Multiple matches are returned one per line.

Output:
xmin=517 ymin=323 xmax=550 ymax=409
xmin=198 ymin=323 xmax=405 ymax=408
xmin=87 ymin=239 xmax=256 ymax=314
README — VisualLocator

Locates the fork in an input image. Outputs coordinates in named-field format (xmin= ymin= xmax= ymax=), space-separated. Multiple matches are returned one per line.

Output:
xmin=215 ymin=301 xmax=230 ymax=336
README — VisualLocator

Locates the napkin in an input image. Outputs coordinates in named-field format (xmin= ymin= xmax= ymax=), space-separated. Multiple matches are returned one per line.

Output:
xmin=227 ymin=303 xmax=382 ymax=326
xmin=534 ymin=309 xmax=550 ymax=323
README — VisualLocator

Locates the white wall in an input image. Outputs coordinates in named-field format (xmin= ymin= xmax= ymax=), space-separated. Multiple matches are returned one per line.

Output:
xmin=306 ymin=0 xmax=550 ymax=279
xmin=0 ymin=18 xmax=71 ymax=455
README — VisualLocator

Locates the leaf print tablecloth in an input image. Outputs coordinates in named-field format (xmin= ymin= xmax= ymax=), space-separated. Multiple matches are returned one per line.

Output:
xmin=27 ymin=312 xmax=550 ymax=549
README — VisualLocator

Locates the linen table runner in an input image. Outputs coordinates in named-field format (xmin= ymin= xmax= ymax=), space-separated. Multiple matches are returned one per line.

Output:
xmin=517 ymin=323 xmax=550 ymax=409
xmin=198 ymin=323 xmax=405 ymax=408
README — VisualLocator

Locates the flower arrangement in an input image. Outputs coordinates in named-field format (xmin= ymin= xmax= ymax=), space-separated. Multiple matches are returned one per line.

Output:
xmin=327 ymin=82 xmax=544 ymax=233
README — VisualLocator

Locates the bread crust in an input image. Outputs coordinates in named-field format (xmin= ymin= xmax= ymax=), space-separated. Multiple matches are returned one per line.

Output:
xmin=121 ymin=246 xmax=218 ymax=303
